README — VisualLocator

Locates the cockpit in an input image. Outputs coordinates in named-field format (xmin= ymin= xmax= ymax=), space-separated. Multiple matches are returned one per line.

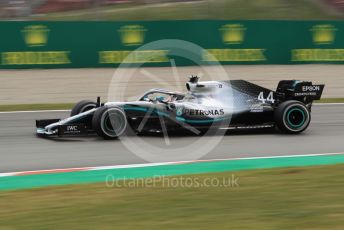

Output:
xmin=138 ymin=78 xmax=230 ymax=106
xmin=139 ymin=89 xmax=184 ymax=103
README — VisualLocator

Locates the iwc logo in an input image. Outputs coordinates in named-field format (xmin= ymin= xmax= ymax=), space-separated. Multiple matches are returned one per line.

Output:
xmin=219 ymin=24 xmax=246 ymax=45
xmin=22 ymin=25 xmax=49 ymax=47
xmin=118 ymin=25 xmax=147 ymax=46
xmin=311 ymin=24 xmax=336 ymax=45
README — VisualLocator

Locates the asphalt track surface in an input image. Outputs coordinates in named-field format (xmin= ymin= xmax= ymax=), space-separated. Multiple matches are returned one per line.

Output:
xmin=0 ymin=104 xmax=343 ymax=173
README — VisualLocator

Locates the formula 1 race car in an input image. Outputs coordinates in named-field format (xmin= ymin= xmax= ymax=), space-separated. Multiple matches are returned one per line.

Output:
xmin=36 ymin=77 xmax=324 ymax=139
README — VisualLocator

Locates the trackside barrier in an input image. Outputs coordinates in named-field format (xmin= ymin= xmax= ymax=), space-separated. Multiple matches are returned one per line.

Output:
xmin=1 ymin=20 xmax=344 ymax=68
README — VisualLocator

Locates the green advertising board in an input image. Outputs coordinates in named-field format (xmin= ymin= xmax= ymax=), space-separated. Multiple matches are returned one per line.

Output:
xmin=0 ymin=20 xmax=343 ymax=68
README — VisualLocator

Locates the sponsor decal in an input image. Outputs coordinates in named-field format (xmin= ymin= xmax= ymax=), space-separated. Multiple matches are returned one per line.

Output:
xmin=99 ymin=50 xmax=169 ymax=64
xmin=204 ymin=24 xmax=266 ymax=62
xmin=203 ymin=49 xmax=266 ymax=62
xmin=1 ymin=25 xmax=71 ymax=65
xmin=294 ymin=85 xmax=324 ymax=96
xmin=22 ymin=25 xmax=49 ymax=47
xmin=294 ymin=85 xmax=323 ymax=96
xmin=311 ymin=24 xmax=336 ymax=45
xmin=291 ymin=24 xmax=342 ymax=62
xmin=220 ymin=24 xmax=246 ymax=45
xmin=67 ymin=125 xmax=79 ymax=131
xmin=294 ymin=92 xmax=318 ymax=96
xmin=184 ymin=109 xmax=224 ymax=116
xmin=58 ymin=124 xmax=86 ymax=136
xmin=291 ymin=49 xmax=344 ymax=61
xmin=2 ymin=51 xmax=71 ymax=65
xmin=250 ymin=104 xmax=264 ymax=113
xmin=302 ymin=85 xmax=321 ymax=92
xmin=118 ymin=25 xmax=146 ymax=46
xmin=176 ymin=106 xmax=183 ymax=116
xmin=99 ymin=25 xmax=169 ymax=64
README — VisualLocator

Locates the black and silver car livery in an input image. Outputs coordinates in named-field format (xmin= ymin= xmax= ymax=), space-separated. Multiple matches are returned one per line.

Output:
xmin=36 ymin=77 xmax=324 ymax=139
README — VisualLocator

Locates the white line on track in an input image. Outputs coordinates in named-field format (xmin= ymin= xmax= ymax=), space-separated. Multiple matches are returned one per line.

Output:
xmin=315 ymin=103 xmax=344 ymax=106
xmin=0 ymin=110 xmax=70 ymax=114
xmin=0 ymin=152 xmax=343 ymax=178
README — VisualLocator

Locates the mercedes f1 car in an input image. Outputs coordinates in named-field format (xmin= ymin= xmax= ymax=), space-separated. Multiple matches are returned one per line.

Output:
xmin=36 ymin=77 xmax=324 ymax=139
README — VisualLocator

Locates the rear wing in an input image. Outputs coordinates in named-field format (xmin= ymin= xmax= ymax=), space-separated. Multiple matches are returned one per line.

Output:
xmin=293 ymin=84 xmax=325 ymax=100
xmin=276 ymin=80 xmax=325 ymax=102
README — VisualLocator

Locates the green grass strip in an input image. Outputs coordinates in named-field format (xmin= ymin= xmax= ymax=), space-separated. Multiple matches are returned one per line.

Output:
xmin=315 ymin=98 xmax=344 ymax=103
xmin=0 ymin=154 xmax=343 ymax=191
xmin=1 ymin=164 xmax=344 ymax=229
xmin=0 ymin=103 xmax=74 ymax=112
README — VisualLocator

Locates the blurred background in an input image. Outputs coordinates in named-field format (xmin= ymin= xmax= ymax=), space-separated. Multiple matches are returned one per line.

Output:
xmin=1 ymin=0 xmax=344 ymax=104
xmin=0 ymin=2 xmax=344 ymax=229
xmin=1 ymin=0 xmax=344 ymax=20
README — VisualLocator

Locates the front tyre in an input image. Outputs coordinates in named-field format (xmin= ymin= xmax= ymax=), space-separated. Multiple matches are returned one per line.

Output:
xmin=71 ymin=100 xmax=97 ymax=116
xmin=92 ymin=106 xmax=127 ymax=139
xmin=274 ymin=100 xmax=311 ymax=134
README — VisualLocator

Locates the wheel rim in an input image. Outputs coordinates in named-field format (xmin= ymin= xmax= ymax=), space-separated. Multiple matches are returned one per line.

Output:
xmin=286 ymin=108 xmax=306 ymax=129
xmin=101 ymin=108 xmax=127 ymax=137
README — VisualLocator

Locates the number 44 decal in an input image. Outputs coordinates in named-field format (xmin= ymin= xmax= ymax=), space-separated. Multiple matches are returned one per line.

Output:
xmin=258 ymin=92 xmax=275 ymax=103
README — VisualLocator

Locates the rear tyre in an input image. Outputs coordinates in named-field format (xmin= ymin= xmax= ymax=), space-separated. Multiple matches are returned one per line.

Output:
xmin=274 ymin=100 xmax=311 ymax=134
xmin=71 ymin=100 xmax=97 ymax=116
xmin=92 ymin=106 xmax=127 ymax=139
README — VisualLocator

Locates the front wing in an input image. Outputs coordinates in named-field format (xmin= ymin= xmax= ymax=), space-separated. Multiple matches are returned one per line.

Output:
xmin=36 ymin=108 xmax=96 ymax=137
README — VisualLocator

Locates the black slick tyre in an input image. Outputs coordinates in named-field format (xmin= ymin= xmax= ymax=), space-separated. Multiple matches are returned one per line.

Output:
xmin=92 ymin=106 xmax=127 ymax=139
xmin=274 ymin=100 xmax=311 ymax=134
xmin=71 ymin=100 xmax=97 ymax=116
